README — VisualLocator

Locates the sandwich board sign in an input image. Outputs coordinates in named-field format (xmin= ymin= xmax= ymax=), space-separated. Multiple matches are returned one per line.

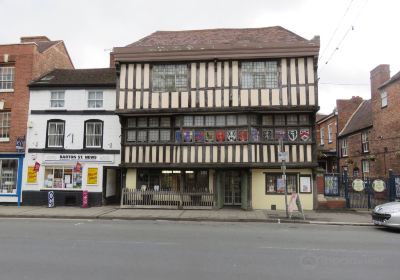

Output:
xmin=288 ymin=192 xmax=305 ymax=220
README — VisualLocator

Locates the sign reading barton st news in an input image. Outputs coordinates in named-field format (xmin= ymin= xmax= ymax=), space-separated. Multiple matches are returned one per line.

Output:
xmin=44 ymin=154 xmax=114 ymax=163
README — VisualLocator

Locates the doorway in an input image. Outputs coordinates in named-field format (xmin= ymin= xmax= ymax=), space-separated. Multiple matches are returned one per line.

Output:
xmin=224 ymin=171 xmax=241 ymax=206
xmin=102 ymin=167 xmax=121 ymax=205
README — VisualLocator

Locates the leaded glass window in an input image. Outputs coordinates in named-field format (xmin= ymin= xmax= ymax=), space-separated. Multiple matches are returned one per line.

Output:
xmin=152 ymin=64 xmax=188 ymax=92
xmin=241 ymin=61 xmax=278 ymax=89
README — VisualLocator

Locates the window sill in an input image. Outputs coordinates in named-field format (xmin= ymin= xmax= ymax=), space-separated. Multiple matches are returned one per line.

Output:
xmin=0 ymin=138 xmax=10 ymax=142
xmin=0 ymin=89 xmax=14 ymax=93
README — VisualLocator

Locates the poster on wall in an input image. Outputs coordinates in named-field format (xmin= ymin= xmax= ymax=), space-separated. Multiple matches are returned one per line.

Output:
xmin=300 ymin=176 xmax=312 ymax=193
xmin=324 ymin=174 xmax=339 ymax=196
xmin=87 ymin=168 xmax=98 ymax=185
xmin=27 ymin=166 xmax=37 ymax=183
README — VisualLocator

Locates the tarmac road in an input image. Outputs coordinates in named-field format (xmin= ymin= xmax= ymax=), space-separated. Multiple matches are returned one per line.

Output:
xmin=0 ymin=218 xmax=398 ymax=280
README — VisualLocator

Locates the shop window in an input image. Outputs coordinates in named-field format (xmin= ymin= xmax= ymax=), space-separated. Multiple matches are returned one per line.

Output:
xmin=88 ymin=91 xmax=103 ymax=108
xmin=44 ymin=166 xmax=82 ymax=189
xmin=0 ymin=112 xmax=11 ymax=141
xmin=241 ymin=61 xmax=278 ymax=89
xmin=50 ymin=91 xmax=65 ymax=108
xmin=0 ymin=159 xmax=18 ymax=194
xmin=47 ymin=120 xmax=65 ymax=148
xmin=0 ymin=66 xmax=14 ymax=91
xmin=265 ymin=173 xmax=297 ymax=194
xmin=85 ymin=120 xmax=103 ymax=148
xmin=152 ymin=64 xmax=188 ymax=92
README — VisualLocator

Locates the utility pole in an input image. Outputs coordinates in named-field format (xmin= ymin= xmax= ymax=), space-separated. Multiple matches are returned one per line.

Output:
xmin=279 ymin=138 xmax=289 ymax=218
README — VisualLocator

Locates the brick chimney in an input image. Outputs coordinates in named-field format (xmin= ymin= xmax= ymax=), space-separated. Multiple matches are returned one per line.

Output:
xmin=20 ymin=36 xmax=50 ymax=43
xmin=336 ymin=96 xmax=364 ymax=134
xmin=370 ymin=64 xmax=390 ymax=116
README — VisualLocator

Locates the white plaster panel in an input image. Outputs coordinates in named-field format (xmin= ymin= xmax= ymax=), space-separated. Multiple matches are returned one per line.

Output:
xmin=135 ymin=64 xmax=142 ymax=89
xmin=309 ymin=86 xmax=315 ymax=105
xmin=261 ymin=89 xmax=269 ymax=106
xmin=142 ymin=91 xmax=149 ymax=109
xmin=240 ymin=90 xmax=248 ymax=107
xmin=207 ymin=90 xmax=213 ymax=107
xmin=290 ymin=59 xmax=296 ymax=85
xmin=235 ymin=145 xmax=240 ymax=163
xmin=281 ymin=59 xmax=287 ymax=85
xmin=299 ymin=87 xmax=306 ymax=105
xmin=151 ymin=92 xmax=159 ymax=108
xmin=120 ymin=64 xmax=126 ymax=89
xmin=243 ymin=145 xmax=248 ymax=162
xmin=232 ymin=89 xmax=239 ymax=106
xmin=161 ymin=92 xmax=169 ymax=108
xmin=127 ymin=91 xmax=133 ymax=109
xmin=271 ymin=89 xmax=280 ymax=105
xmin=282 ymin=88 xmax=288 ymax=105
xmin=224 ymin=62 xmax=229 ymax=87
xmin=307 ymin=57 xmax=314 ymax=83
xmin=171 ymin=92 xmax=179 ymax=108
xmin=215 ymin=90 xmax=222 ymax=107
xmin=181 ymin=92 xmax=189 ymax=108
xmin=199 ymin=63 xmax=206 ymax=88
xmin=135 ymin=91 xmax=141 ymax=109
xmin=216 ymin=62 xmax=222 ymax=87
xmin=127 ymin=64 xmax=134 ymax=89
xmin=199 ymin=91 xmax=205 ymax=107
xmin=191 ymin=63 xmax=197 ymax=88
xmin=208 ymin=62 xmax=215 ymax=87
xmin=250 ymin=89 xmax=259 ymax=106
xmin=298 ymin=58 xmax=305 ymax=84
xmin=213 ymin=146 xmax=218 ymax=163
xmin=232 ymin=61 xmax=239 ymax=87
xmin=143 ymin=64 xmax=150 ymax=89
xmin=223 ymin=91 xmax=229 ymax=107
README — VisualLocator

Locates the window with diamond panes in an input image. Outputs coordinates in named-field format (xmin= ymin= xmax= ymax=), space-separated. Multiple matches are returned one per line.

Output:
xmin=160 ymin=117 xmax=170 ymax=127
xmin=299 ymin=114 xmax=310 ymax=125
xmin=275 ymin=115 xmax=285 ymax=126
xmin=126 ymin=130 xmax=136 ymax=142
xmin=194 ymin=116 xmax=204 ymax=126
xmin=152 ymin=64 xmax=188 ymax=92
xmin=241 ymin=61 xmax=278 ymax=89
xmin=287 ymin=115 xmax=297 ymax=125
xmin=127 ymin=118 xmax=136 ymax=127
xmin=160 ymin=130 xmax=170 ymax=142
xmin=137 ymin=118 xmax=147 ymax=127
xmin=227 ymin=115 xmax=237 ymax=126
xmin=238 ymin=115 xmax=247 ymax=125
xmin=216 ymin=116 xmax=225 ymax=126
xmin=149 ymin=130 xmax=159 ymax=142
xmin=262 ymin=115 xmax=273 ymax=126
xmin=183 ymin=116 xmax=193 ymax=127
xmin=137 ymin=131 xmax=147 ymax=142
xmin=205 ymin=116 xmax=215 ymax=126
xmin=149 ymin=117 xmax=159 ymax=127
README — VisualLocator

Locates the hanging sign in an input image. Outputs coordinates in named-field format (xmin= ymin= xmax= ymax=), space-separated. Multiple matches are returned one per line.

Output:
xmin=74 ymin=162 xmax=82 ymax=173
xmin=372 ymin=179 xmax=386 ymax=193
xmin=33 ymin=161 xmax=40 ymax=172
xmin=352 ymin=179 xmax=365 ymax=192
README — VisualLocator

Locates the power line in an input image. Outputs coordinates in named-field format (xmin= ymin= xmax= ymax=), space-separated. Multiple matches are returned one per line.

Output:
xmin=319 ymin=0 xmax=354 ymax=62
xmin=319 ymin=82 xmax=369 ymax=86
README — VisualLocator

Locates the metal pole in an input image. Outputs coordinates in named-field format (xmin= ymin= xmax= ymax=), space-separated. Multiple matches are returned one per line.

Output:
xmin=283 ymin=160 xmax=288 ymax=218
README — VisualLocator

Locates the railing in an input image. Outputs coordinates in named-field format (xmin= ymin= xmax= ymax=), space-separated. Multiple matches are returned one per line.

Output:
xmin=121 ymin=188 xmax=214 ymax=209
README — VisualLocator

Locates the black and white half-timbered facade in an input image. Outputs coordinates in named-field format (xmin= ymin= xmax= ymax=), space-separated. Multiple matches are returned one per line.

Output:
xmin=113 ymin=27 xmax=320 ymax=210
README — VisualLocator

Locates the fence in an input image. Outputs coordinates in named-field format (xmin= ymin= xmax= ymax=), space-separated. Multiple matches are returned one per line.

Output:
xmin=324 ymin=171 xmax=400 ymax=209
xmin=121 ymin=189 xmax=214 ymax=209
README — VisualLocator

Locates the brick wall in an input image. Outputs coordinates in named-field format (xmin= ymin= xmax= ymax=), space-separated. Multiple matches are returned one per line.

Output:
xmin=0 ymin=39 xmax=73 ymax=154
xmin=370 ymin=65 xmax=400 ymax=177
xmin=336 ymin=96 xmax=363 ymax=134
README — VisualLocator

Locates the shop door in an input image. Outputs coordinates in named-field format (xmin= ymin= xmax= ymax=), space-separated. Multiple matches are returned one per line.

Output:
xmin=224 ymin=171 xmax=241 ymax=206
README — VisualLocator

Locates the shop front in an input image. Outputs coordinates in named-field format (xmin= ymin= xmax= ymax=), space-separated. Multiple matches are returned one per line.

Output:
xmin=0 ymin=154 xmax=24 ymax=204
xmin=22 ymin=152 xmax=120 ymax=206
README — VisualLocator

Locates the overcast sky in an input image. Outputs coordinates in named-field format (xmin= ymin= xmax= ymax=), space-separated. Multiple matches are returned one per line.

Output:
xmin=2 ymin=0 xmax=399 ymax=114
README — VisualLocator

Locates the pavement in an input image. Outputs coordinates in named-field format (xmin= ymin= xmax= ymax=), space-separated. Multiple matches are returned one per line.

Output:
xmin=0 ymin=205 xmax=374 ymax=226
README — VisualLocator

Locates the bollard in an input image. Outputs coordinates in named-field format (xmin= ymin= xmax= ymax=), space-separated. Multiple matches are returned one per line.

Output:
xmin=48 ymin=191 xmax=55 ymax=208
xmin=82 ymin=190 xmax=89 ymax=208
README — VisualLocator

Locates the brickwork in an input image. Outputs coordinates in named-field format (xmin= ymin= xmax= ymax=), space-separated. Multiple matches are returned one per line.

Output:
xmin=369 ymin=65 xmax=400 ymax=177
xmin=0 ymin=38 xmax=73 ymax=154
xmin=316 ymin=113 xmax=338 ymax=172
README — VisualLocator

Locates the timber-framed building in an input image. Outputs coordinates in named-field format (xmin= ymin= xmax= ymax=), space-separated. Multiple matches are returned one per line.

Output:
xmin=112 ymin=26 xmax=320 ymax=210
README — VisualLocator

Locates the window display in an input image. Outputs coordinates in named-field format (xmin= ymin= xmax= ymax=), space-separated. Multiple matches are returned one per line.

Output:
xmin=44 ymin=166 xmax=82 ymax=189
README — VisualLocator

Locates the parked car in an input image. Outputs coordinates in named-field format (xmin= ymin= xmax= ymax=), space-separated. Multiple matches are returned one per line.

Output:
xmin=372 ymin=202 xmax=400 ymax=228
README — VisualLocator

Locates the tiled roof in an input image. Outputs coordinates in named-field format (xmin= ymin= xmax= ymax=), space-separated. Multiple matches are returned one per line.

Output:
xmin=126 ymin=26 xmax=313 ymax=49
xmin=379 ymin=70 xmax=400 ymax=89
xmin=339 ymin=100 xmax=372 ymax=137
xmin=316 ymin=113 xmax=328 ymax=122
xmin=113 ymin=26 xmax=320 ymax=61
xmin=30 ymin=68 xmax=116 ymax=88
